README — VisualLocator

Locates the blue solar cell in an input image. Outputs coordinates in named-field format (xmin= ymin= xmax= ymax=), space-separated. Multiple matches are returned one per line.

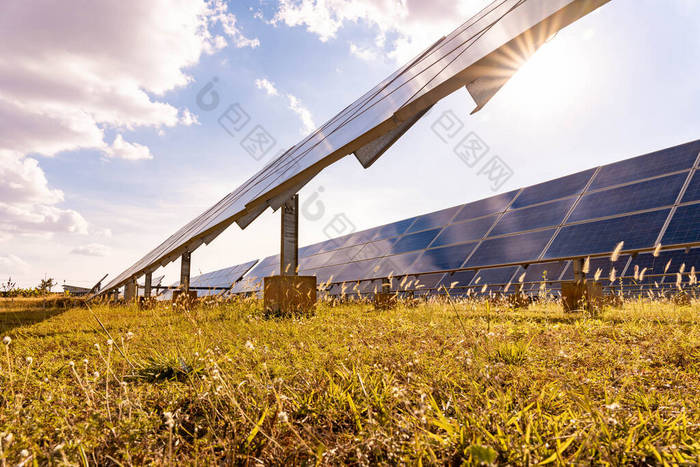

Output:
xmin=569 ymin=173 xmax=686 ymax=223
xmin=372 ymin=218 xmax=416 ymax=241
xmin=374 ymin=252 xmax=422 ymax=277
xmin=431 ymin=215 xmax=498 ymax=247
xmin=491 ymin=198 xmax=574 ymax=236
xmin=545 ymin=209 xmax=670 ymax=259
xmin=512 ymin=169 xmax=595 ymax=208
xmin=438 ymin=270 xmax=476 ymax=289
xmin=452 ymin=191 xmax=517 ymax=223
xmin=334 ymin=259 xmax=382 ymax=283
xmin=521 ymin=261 xmax=568 ymax=282
xmin=354 ymin=238 xmax=396 ymax=261
xmin=325 ymin=244 xmax=366 ymax=266
xmin=682 ymin=171 xmax=700 ymax=203
xmin=473 ymin=266 xmax=519 ymax=286
xmin=302 ymin=250 xmax=336 ymax=269
xmin=662 ymin=203 xmax=700 ymax=245
xmin=412 ymin=243 xmax=477 ymax=273
xmin=391 ymin=228 xmax=441 ymax=255
xmin=590 ymin=140 xmax=700 ymax=190
xmin=342 ymin=228 xmax=382 ymax=248
xmin=627 ymin=249 xmax=700 ymax=282
xmin=467 ymin=229 xmax=554 ymax=267
xmin=406 ymin=206 xmax=460 ymax=233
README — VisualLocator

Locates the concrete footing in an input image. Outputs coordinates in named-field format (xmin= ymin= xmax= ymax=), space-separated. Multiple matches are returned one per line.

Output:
xmin=264 ymin=275 xmax=316 ymax=317
xmin=561 ymin=281 xmax=603 ymax=312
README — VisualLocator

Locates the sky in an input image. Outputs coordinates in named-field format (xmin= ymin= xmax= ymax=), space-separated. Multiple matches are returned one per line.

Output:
xmin=1 ymin=0 xmax=699 ymax=289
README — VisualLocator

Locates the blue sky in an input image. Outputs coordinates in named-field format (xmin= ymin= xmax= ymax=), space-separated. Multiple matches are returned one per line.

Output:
xmin=1 ymin=0 xmax=699 ymax=288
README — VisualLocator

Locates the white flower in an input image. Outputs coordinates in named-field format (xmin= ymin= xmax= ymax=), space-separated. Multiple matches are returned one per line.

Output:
xmin=20 ymin=449 xmax=29 ymax=457
xmin=245 ymin=340 xmax=255 ymax=351
xmin=3 ymin=336 xmax=10 ymax=345
xmin=605 ymin=402 xmax=621 ymax=410
xmin=163 ymin=412 xmax=175 ymax=429
xmin=68 ymin=361 xmax=75 ymax=368
xmin=106 ymin=339 xmax=114 ymax=346
xmin=93 ymin=371 xmax=100 ymax=379
xmin=25 ymin=356 xmax=33 ymax=364
xmin=125 ymin=332 xmax=134 ymax=341
xmin=94 ymin=343 xmax=100 ymax=350
xmin=83 ymin=359 xmax=88 ymax=365
xmin=277 ymin=411 xmax=289 ymax=423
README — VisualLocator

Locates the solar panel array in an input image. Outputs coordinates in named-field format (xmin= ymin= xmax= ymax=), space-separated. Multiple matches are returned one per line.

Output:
xmin=228 ymin=139 xmax=700 ymax=296
xmin=101 ymin=0 xmax=611 ymax=295
xmin=161 ymin=260 xmax=257 ymax=299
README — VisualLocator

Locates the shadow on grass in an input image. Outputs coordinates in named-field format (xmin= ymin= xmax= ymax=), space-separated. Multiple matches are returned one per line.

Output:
xmin=0 ymin=307 xmax=70 ymax=333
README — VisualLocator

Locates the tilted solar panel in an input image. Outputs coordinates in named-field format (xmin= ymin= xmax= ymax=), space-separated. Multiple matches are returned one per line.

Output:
xmin=230 ymin=139 xmax=700 ymax=295
xmin=102 ymin=0 xmax=612 ymax=294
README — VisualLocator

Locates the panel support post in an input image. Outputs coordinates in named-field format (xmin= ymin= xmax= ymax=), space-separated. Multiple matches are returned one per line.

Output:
xmin=124 ymin=278 xmax=137 ymax=303
xmin=280 ymin=195 xmax=299 ymax=276
xmin=144 ymin=272 xmax=152 ymax=299
xmin=181 ymin=251 xmax=191 ymax=292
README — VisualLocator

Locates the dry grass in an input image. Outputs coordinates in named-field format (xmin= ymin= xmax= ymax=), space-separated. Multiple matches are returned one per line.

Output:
xmin=0 ymin=298 xmax=698 ymax=465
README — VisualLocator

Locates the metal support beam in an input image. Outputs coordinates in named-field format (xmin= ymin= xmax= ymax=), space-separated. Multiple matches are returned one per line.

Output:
xmin=572 ymin=258 xmax=585 ymax=283
xmin=180 ymin=251 xmax=191 ymax=292
xmin=144 ymin=272 xmax=152 ymax=298
xmin=124 ymin=278 xmax=137 ymax=302
xmin=280 ymin=195 xmax=299 ymax=276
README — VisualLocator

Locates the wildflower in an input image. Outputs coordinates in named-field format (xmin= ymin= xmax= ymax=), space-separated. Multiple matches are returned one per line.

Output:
xmin=278 ymin=411 xmax=289 ymax=423
xmin=125 ymin=332 xmax=135 ymax=341
xmin=20 ymin=449 xmax=29 ymax=458
xmin=3 ymin=336 xmax=10 ymax=345
xmin=93 ymin=371 xmax=100 ymax=379
xmin=605 ymin=402 xmax=621 ymax=410
xmin=25 ymin=356 xmax=33 ymax=364
xmin=106 ymin=339 xmax=114 ymax=346
xmin=163 ymin=411 xmax=175 ymax=429
xmin=245 ymin=340 xmax=255 ymax=351
xmin=68 ymin=361 xmax=75 ymax=368
xmin=83 ymin=359 xmax=88 ymax=365
xmin=94 ymin=343 xmax=100 ymax=350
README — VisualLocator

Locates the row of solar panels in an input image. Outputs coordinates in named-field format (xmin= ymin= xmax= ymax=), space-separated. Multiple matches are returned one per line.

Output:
xmin=102 ymin=0 xmax=612 ymax=294
xmin=157 ymin=139 xmax=699 ymax=298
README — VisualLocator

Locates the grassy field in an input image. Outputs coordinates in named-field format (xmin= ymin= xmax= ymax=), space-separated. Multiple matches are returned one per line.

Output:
xmin=0 ymin=297 xmax=698 ymax=465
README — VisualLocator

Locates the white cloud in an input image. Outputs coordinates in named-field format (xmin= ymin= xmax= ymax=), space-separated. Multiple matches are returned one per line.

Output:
xmin=0 ymin=0 xmax=258 ymax=238
xmin=255 ymin=78 xmax=316 ymax=135
xmin=106 ymin=135 xmax=153 ymax=161
xmin=0 ymin=254 xmax=29 ymax=273
xmin=349 ymin=43 xmax=377 ymax=61
xmin=287 ymin=95 xmax=316 ymax=135
xmin=272 ymin=0 xmax=492 ymax=63
xmin=255 ymin=78 xmax=280 ymax=96
xmin=71 ymin=243 xmax=111 ymax=257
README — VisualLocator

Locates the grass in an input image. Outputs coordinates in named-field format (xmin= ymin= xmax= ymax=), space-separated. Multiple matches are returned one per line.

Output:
xmin=0 ymin=297 xmax=698 ymax=464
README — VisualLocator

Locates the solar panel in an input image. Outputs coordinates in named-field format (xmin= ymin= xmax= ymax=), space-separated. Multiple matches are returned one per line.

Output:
xmin=228 ymin=140 xmax=699 ymax=295
xmin=568 ymin=173 xmax=686 ymax=222
xmin=511 ymin=169 xmax=595 ymax=209
xmin=682 ymin=172 xmax=700 ymax=203
xmin=102 ymin=0 xmax=611 ymax=294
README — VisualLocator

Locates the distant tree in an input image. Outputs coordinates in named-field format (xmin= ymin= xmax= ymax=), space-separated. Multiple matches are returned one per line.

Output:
xmin=38 ymin=277 xmax=56 ymax=295
xmin=1 ymin=277 xmax=17 ymax=296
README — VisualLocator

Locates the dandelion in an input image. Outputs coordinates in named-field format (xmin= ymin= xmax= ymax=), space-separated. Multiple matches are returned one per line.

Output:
xmin=20 ymin=449 xmax=29 ymax=457
xmin=68 ymin=361 xmax=75 ymax=368
xmin=245 ymin=340 xmax=255 ymax=351
xmin=611 ymin=241 xmax=624 ymax=262
xmin=605 ymin=402 xmax=621 ymax=410
xmin=93 ymin=371 xmax=100 ymax=379
xmin=653 ymin=243 xmax=662 ymax=257
xmin=94 ymin=343 xmax=100 ymax=350
xmin=163 ymin=411 xmax=175 ymax=429
xmin=3 ymin=336 xmax=10 ymax=345
xmin=25 ymin=356 xmax=33 ymax=365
